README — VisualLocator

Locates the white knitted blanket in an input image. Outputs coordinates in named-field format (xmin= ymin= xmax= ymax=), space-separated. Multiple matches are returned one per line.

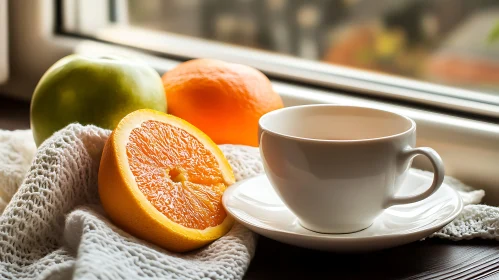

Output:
xmin=0 ymin=125 xmax=261 ymax=280
xmin=0 ymin=125 xmax=497 ymax=279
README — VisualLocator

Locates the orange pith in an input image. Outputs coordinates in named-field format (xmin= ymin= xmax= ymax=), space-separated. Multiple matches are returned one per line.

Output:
xmin=126 ymin=120 xmax=227 ymax=229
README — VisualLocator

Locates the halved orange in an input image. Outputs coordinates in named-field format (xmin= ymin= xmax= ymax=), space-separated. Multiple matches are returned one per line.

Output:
xmin=98 ymin=109 xmax=235 ymax=252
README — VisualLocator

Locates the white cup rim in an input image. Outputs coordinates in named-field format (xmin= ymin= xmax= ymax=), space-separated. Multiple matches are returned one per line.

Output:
xmin=259 ymin=104 xmax=416 ymax=144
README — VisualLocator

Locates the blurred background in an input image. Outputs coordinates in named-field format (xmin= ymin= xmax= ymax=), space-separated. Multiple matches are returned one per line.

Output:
xmin=60 ymin=0 xmax=499 ymax=95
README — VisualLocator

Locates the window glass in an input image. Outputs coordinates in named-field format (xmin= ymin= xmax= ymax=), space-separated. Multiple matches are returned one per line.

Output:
xmin=62 ymin=0 xmax=499 ymax=97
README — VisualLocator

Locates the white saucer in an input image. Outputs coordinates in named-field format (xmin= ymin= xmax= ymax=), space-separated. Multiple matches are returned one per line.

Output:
xmin=222 ymin=169 xmax=463 ymax=253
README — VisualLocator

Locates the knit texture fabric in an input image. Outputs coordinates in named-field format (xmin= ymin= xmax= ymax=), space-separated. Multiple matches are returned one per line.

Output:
xmin=0 ymin=125 xmax=260 ymax=280
xmin=0 ymin=125 xmax=495 ymax=279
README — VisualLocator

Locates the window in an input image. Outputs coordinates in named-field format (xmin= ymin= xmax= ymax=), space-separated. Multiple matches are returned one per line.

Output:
xmin=3 ymin=0 xmax=499 ymax=205
xmin=58 ymin=0 xmax=499 ymax=118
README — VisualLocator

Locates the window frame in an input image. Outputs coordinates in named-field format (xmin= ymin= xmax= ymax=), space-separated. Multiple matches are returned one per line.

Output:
xmin=57 ymin=0 xmax=499 ymax=121
xmin=1 ymin=0 xmax=499 ymax=205
xmin=88 ymin=25 xmax=499 ymax=121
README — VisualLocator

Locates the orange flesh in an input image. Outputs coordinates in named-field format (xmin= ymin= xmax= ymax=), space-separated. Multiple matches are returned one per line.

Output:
xmin=126 ymin=120 xmax=228 ymax=230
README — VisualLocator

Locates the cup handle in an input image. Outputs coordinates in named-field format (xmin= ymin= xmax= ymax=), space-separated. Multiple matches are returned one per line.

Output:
xmin=385 ymin=147 xmax=445 ymax=208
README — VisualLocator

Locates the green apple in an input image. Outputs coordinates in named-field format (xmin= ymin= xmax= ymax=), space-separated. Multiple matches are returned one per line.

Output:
xmin=30 ymin=54 xmax=167 ymax=146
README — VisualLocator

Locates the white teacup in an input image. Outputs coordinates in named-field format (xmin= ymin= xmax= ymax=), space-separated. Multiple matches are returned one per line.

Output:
xmin=258 ymin=105 xmax=445 ymax=234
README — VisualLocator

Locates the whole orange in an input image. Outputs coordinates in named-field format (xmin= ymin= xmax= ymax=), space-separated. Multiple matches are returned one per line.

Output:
xmin=161 ymin=58 xmax=283 ymax=146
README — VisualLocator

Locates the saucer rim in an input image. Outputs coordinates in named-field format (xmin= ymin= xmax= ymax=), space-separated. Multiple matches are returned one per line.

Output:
xmin=222 ymin=170 xmax=463 ymax=243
